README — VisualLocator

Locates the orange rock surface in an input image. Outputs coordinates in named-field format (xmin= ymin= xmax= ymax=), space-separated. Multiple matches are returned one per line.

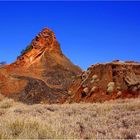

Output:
xmin=68 ymin=61 xmax=140 ymax=103
xmin=0 ymin=28 xmax=81 ymax=104
xmin=0 ymin=28 xmax=140 ymax=104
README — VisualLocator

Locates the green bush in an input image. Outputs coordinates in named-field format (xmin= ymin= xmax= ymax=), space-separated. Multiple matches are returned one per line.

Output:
xmin=20 ymin=44 xmax=33 ymax=56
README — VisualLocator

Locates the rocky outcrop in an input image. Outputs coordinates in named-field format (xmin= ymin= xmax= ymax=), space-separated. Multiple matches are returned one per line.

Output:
xmin=0 ymin=28 xmax=139 ymax=104
xmin=11 ymin=28 xmax=62 ymax=68
xmin=68 ymin=61 xmax=140 ymax=103
xmin=0 ymin=28 xmax=81 ymax=104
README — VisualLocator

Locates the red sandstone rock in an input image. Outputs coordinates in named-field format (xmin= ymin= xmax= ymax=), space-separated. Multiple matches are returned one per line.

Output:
xmin=68 ymin=61 xmax=140 ymax=103
xmin=0 ymin=28 xmax=81 ymax=104
xmin=0 ymin=28 xmax=139 ymax=104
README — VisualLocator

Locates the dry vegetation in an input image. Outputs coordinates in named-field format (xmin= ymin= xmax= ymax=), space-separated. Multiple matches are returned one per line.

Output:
xmin=0 ymin=94 xmax=140 ymax=139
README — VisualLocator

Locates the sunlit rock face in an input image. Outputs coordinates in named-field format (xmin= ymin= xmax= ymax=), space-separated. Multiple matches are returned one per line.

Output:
xmin=12 ymin=28 xmax=62 ymax=67
xmin=0 ymin=28 xmax=140 ymax=104
xmin=68 ymin=61 xmax=140 ymax=103
xmin=0 ymin=28 xmax=82 ymax=104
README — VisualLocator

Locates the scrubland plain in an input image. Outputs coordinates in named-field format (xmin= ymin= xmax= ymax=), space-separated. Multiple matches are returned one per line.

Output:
xmin=0 ymin=94 xmax=139 ymax=139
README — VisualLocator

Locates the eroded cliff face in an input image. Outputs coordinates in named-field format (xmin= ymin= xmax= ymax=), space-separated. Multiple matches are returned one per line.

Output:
xmin=68 ymin=61 xmax=140 ymax=103
xmin=12 ymin=28 xmax=62 ymax=68
xmin=0 ymin=28 xmax=82 ymax=104
xmin=0 ymin=28 xmax=140 ymax=104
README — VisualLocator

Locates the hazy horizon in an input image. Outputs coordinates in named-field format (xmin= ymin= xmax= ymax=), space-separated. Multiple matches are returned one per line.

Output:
xmin=0 ymin=1 xmax=140 ymax=69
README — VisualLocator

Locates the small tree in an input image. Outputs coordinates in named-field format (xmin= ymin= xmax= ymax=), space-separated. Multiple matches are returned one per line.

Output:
xmin=20 ymin=44 xmax=33 ymax=56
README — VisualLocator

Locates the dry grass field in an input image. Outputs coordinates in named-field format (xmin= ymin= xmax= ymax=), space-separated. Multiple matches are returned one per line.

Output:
xmin=0 ymin=94 xmax=140 ymax=139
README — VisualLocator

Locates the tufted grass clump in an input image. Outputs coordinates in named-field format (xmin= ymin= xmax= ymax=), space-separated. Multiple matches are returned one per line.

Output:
xmin=0 ymin=117 xmax=56 ymax=139
xmin=0 ymin=98 xmax=14 ymax=109
xmin=107 ymin=82 xmax=115 ymax=94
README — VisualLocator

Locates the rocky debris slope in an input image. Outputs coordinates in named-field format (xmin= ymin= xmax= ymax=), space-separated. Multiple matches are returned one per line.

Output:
xmin=68 ymin=61 xmax=140 ymax=103
xmin=0 ymin=28 xmax=81 ymax=104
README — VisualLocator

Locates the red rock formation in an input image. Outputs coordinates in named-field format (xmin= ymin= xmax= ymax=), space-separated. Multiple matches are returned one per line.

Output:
xmin=68 ymin=61 xmax=140 ymax=103
xmin=0 ymin=28 xmax=139 ymax=104
xmin=0 ymin=28 xmax=81 ymax=104
xmin=11 ymin=28 xmax=62 ymax=68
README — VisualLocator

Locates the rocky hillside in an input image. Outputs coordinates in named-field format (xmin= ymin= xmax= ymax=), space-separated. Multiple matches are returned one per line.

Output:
xmin=68 ymin=60 xmax=140 ymax=103
xmin=0 ymin=28 xmax=81 ymax=104
xmin=0 ymin=28 xmax=140 ymax=104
